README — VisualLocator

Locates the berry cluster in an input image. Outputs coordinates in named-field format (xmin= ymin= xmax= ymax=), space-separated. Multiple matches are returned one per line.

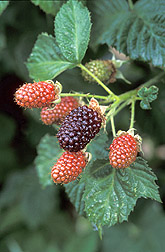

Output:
xmin=15 ymin=81 xmax=59 ymax=108
xmin=14 ymin=80 xmax=141 ymax=185
xmin=109 ymin=133 xmax=139 ymax=169
xmin=41 ymin=96 xmax=79 ymax=125
xmin=57 ymin=105 xmax=102 ymax=152
xmin=51 ymin=151 xmax=87 ymax=184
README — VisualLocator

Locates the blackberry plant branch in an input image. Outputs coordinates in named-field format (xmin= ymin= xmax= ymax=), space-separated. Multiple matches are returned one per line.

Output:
xmin=128 ymin=0 xmax=134 ymax=10
xmin=129 ymin=99 xmax=136 ymax=129
xmin=60 ymin=93 xmax=108 ymax=100
xmin=106 ymin=100 xmax=130 ymax=121
xmin=117 ymin=71 xmax=165 ymax=102
xmin=77 ymin=63 xmax=119 ymax=100
xmin=59 ymin=71 xmax=164 ymax=121
xmin=110 ymin=115 xmax=116 ymax=137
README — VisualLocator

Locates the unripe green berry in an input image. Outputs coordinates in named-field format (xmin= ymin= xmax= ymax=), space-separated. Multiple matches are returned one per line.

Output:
xmin=81 ymin=60 xmax=116 ymax=83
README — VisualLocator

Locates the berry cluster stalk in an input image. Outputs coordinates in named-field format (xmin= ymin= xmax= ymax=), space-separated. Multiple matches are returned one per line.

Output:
xmin=78 ymin=63 xmax=119 ymax=101
xmin=59 ymin=67 xmax=164 ymax=132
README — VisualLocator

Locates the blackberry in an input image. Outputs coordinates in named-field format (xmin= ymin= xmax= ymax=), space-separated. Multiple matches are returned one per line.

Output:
xmin=14 ymin=80 xmax=60 ymax=109
xmin=109 ymin=132 xmax=140 ymax=169
xmin=57 ymin=105 xmax=102 ymax=152
xmin=51 ymin=151 xmax=87 ymax=184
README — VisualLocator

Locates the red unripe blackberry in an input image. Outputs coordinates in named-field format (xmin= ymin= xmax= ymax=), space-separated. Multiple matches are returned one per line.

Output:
xmin=14 ymin=81 xmax=59 ymax=108
xmin=41 ymin=96 xmax=79 ymax=125
xmin=109 ymin=133 xmax=139 ymax=169
xmin=57 ymin=105 xmax=102 ymax=152
xmin=51 ymin=151 xmax=87 ymax=184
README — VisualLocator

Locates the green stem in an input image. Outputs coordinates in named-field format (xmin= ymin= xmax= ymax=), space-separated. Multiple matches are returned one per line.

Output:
xmin=60 ymin=92 xmax=108 ymax=100
xmin=128 ymin=0 xmax=134 ymax=10
xmin=139 ymin=72 xmax=165 ymax=89
xmin=129 ymin=99 xmax=136 ymax=129
xmin=110 ymin=115 xmax=116 ymax=137
xmin=117 ymin=71 xmax=165 ymax=102
xmin=111 ymin=100 xmax=130 ymax=118
xmin=78 ymin=63 xmax=119 ymax=100
xmin=106 ymin=100 xmax=121 ymax=119
xmin=118 ymin=89 xmax=137 ymax=102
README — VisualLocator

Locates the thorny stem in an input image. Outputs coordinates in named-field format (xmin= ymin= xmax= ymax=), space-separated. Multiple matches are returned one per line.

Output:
xmin=128 ymin=0 xmax=134 ymax=10
xmin=60 ymin=93 xmax=108 ymax=100
xmin=77 ymin=63 xmax=119 ymax=100
xmin=129 ymin=99 xmax=136 ymax=129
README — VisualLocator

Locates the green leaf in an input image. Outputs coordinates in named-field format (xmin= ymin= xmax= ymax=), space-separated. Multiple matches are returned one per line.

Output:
xmin=64 ymin=179 xmax=85 ymax=215
xmin=0 ymin=168 xmax=57 ymax=228
xmin=35 ymin=134 xmax=63 ymax=187
xmin=31 ymin=0 xmax=65 ymax=16
xmin=20 ymin=170 xmax=56 ymax=228
xmin=26 ymin=33 xmax=75 ymax=81
xmin=83 ymin=157 xmax=161 ymax=228
xmin=89 ymin=0 xmax=165 ymax=67
xmin=87 ymin=128 xmax=109 ymax=161
xmin=103 ymin=203 xmax=165 ymax=252
xmin=140 ymin=99 xmax=151 ymax=110
xmin=0 ymin=1 xmax=9 ymax=15
xmin=138 ymin=85 xmax=159 ymax=110
xmin=55 ymin=0 xmax=91 ymax=63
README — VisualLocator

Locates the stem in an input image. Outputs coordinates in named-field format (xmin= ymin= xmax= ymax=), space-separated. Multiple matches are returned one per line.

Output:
xmin=139 ymin=72 xmax=165 ymax=89
xmin=117 ymin=71 xmax=165 ymax=102
xmin=113 ymin=100 xmax=130 ymax=117
xmin=128 ymin=0 xmax=134 ymax=10
xmin=129 ymin=99 xmax=136 ymax=129
xmin=106 ymin=100 xmax=121 ymax=119
xmin=60 ymin=92 xmax=108 ymax=100
xmin=118 ymin=89 xmax=137 ymax=102
xmin=110 ymin=115 xmax=116 ymax=137
xmin=78 ymin=63 xmax=119 ymax=100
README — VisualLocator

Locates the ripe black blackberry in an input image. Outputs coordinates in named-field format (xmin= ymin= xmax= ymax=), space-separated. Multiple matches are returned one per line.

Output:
xmin=57 ymin=105 xmax=102 ymax=152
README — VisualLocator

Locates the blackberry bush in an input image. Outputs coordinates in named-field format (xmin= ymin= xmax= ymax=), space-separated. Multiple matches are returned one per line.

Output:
xmin=11 ymin=0 xmax=164 ymax=239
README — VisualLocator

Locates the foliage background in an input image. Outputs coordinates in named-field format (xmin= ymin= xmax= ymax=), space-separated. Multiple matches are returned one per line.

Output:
xmin=0 ymin=0 xmax=165 ymax=251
